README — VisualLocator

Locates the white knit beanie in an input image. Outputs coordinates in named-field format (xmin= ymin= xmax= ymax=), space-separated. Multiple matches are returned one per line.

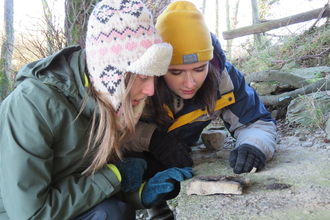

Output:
xmin=86 ymin=0 xmax=172 ymax=130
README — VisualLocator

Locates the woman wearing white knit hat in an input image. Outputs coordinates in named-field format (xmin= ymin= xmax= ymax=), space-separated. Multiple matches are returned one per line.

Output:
xmin=0 ymin=0 xmax=194 ymax=219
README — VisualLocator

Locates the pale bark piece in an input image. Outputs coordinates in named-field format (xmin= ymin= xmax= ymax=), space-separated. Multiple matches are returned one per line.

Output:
xmin=186 ymin=175 xmax=250 ymax=195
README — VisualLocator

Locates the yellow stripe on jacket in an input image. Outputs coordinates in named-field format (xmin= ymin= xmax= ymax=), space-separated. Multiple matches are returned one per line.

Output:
xmin=167 ymin=92 xmax=235 ymax=132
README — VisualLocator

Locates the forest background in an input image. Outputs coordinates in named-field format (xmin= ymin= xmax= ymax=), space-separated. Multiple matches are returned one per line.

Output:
xmin=0 ymin=0 xmax=329 ymax=107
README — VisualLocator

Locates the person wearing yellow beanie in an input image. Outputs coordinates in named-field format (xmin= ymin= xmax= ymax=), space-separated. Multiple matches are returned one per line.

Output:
xmin=156 ymin=0 xmax=213 ymax=65
xmin=124 ymin=1 xmax=278 ymax=219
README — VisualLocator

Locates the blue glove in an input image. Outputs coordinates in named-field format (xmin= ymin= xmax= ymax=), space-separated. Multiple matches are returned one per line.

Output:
xmin=229 ymin=144 xmax=266 ymax=174
xmin=141 ymin=167 xmax=194 ymax=207
xmin=110 ymin=158 xmax=147 ymax=192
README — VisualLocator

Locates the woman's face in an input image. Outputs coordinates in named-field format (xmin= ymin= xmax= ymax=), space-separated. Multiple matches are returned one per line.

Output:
xmin=164 ymin=61 xmax=209 ymax=99
xmin=130 ymin=74 xmax=155 ymax=106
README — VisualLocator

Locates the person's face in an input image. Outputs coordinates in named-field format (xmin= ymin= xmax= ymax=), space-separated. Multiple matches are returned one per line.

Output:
xmin=130 ymin=74 xmax=155 ymax=106
xmin=164 ymin=61 xmax=209 ymax=99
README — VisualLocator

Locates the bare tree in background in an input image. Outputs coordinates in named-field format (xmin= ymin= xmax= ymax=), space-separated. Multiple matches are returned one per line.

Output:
xmin=251 ymin=0 xmax=261 ymax=45
xmin=258 ymin=0 xmax=280 ymax=20
xmin=13 ymin=0 xmax=66 ymax=64
xmin=215 ymin=0 xmax=219 ymax=38
xmin=201 ymin=0 xmax=206 ymax=15
xmin=65 ymin=0 xmax=97 ymax=48
xmin=0 ymin=0 xmax=14 ymax=100
xmin=143 ymin=0 xmax=172 ymax=24
xmin=225 ymin=0 xmax=240 ymax=60
xmin=42 ymin=0 xmax=56 ymax=56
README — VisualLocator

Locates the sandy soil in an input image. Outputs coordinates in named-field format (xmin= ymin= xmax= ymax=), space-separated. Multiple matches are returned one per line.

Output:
xmin=175 ymin=120 xmax=330 ymax=220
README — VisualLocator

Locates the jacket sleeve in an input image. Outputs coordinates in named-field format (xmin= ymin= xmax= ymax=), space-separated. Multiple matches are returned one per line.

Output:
xmin=123 ymin=121 xmax=158 ymax=152
xmin=220 ymin=62 xmax=278 ymax=160
xmin=0 ymin=84 xmax=121 ymax=220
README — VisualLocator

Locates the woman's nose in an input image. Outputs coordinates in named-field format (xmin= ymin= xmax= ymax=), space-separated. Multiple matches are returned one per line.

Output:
xmin=142 ymin=78 xmax=155 ymax=96
xmin=183 ymin=72 xmax=196 ymax=88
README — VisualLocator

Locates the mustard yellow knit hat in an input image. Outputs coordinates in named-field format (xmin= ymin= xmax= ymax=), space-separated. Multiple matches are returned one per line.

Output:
xmin=156 ymin=0 xmax=213 ymax=65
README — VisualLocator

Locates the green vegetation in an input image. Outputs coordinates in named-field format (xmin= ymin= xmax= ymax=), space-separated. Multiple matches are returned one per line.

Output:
xmin=296 ymin=92 xmax=330 ymax=130
xmin=231 ymin=23 xmax=330 ymax=74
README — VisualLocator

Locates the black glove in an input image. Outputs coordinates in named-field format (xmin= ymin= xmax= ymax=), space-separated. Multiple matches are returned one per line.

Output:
xmin=149 ymin=129 xmax=193 ymax=169
xmin=229 ymin=144 xmax=266 ymax=174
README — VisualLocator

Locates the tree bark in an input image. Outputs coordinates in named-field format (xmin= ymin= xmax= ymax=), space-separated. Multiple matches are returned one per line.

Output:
xmin=260 ymin=79 xmax=330 ymax=106
xmin=225 ymin=0 xmax=240 ymax=59
xmin=41 ymin=0 xmax=54 ymax=56
xmin=65 ymin=0 xmax=97 ymax=47
xmin=0 ymin=0 xmax=14 ymax=100
xmin=251 ymin=0 xmax=261 ymax=45
xmin=223 ymin=6 xmax=330 ymax=40
xmin=245 ymin=70 xmax=309 ymax=88
xmin=143 ymin=0 xmax=172 ymax=24
xmin=215 ymin=0 xmax=219 ymax=38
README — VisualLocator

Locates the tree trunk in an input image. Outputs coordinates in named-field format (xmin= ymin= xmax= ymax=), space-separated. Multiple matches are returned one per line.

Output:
xmin=65 ymin=0 xmax=97 ymax=47
xmin=245 ymin=70 xmax=309 ymax=88
xmin=225 ymin=0 xmax=231 ymax=58
xmin=143 ymin=0 xmax=172 ymax=24
xmin=41 ymin=0 xmax=54 ymax=56
xmin=260 ymin=79 xmax=330 ymax=106
xmin=0 ymin=0 xmax=14 ymax=101
xmin=251 ymin=0 xmax=261 ymax=45
xmin=215 ymin=0 xmax=219 ymax=38
xmin=201 ymin=0 xmax=206 ymax=15
xmin=223 ymin=6 xmax=330 ymax=40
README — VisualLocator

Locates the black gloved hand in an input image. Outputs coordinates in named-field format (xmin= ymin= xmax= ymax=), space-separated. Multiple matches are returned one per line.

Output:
xmin=229 ymin=144 xmax=266 ymax=174
xmin=149 ymin=129 xmax=193 ymax=169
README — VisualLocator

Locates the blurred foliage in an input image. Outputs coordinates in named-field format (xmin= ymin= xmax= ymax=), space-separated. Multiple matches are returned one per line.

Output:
xmin=231 ymin=22 xmax=330 ymax=74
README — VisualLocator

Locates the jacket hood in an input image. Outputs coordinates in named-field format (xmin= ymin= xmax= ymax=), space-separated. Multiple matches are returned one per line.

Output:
xmin=210 ymin=32 xmax=226 ymax=72
xmin=16 ymin=45 xmax=95 ymax=118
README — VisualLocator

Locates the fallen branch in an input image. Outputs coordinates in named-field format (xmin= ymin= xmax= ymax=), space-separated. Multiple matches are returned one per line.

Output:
xmin=308 ymin=3 xmax=329 ymax=32
xmin=245 ymin=70 xmax=309 ymax=88
xmin=295 ymin=47 xmax=330 ymax=60
xmin=260 ymin=79 xmax=330 ymax=106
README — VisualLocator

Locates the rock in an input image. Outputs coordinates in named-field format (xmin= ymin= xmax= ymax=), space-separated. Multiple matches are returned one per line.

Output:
xmin=185 ymin=175 xmax=250 ymax=195
xmin=286 ymin=91 xmax=330 ymax=125
xmin=291 ymin=66 xmax=330 ymax=80
xmin=201 ymin=130 xmax=227 ymax=150
xmin=325 ymin=116 xmax=330 ymax=139
xmin=250 ymin=81 xmax=277 ymax=95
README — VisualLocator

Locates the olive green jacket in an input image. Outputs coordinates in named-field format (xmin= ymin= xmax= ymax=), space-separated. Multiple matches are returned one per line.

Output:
xmin=0 ymin=46 xmax=142 ymax=220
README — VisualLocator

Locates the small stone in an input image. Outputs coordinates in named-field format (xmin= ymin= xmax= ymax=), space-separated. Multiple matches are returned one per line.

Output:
xmin=301 ymin=141 xmax=313 ymax=147
xmin=303 ymin=210 xmax=310 ymax=214
xmin=298 ymin=135 xmax=307 ymax=141
xmin=201 ymin=130 xmax=227 ymax=150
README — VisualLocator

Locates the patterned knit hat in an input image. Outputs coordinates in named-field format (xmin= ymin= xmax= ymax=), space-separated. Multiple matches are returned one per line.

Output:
xmin=156 ymin=0 xmax=213 ymax=65
xmin=86 ymin=0 xmax=172 ymax=130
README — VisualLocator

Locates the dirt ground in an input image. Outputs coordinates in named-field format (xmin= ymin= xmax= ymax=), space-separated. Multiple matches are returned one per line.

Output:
xmin=137 ymin=120 xmax=330 ymax=219
xmin=175 ymin=119 xmax=330 ymax=220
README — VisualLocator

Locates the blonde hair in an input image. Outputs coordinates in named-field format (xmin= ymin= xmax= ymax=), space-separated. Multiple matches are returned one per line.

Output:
xmin=83 ymin=72 xmax=137 ymax=175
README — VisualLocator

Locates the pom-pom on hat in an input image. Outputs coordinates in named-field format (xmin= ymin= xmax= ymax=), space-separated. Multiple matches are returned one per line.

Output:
xmin=86 ymin=0 xmax=172 ymax=130
xmin=156 ymin=0 xmax=213 ymax=65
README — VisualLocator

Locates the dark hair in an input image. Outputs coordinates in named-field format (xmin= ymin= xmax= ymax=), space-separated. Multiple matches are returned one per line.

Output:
xmin=143 ymin=63 xmax=221 ymax=131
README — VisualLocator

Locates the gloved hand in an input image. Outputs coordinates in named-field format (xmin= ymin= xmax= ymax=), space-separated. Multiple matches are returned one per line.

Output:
xmin=149 ymin=129 xmax=193 ymax=168
xmin=141 ymin=167 xmax=194 ymax=207
xmin=108 ymin=158 xmax=147 ymax=192
xmin=229 ymin=144 xmax=266 ymax=174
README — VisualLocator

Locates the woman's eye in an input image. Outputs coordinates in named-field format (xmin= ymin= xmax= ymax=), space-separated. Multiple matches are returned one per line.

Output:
xmin=195 ymin=68 xmax=205 ymax=72
xmin=140 ymin=76 xmax=148 ymax=81
xmin=170 ymin=71 xmax=182 ymax=76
